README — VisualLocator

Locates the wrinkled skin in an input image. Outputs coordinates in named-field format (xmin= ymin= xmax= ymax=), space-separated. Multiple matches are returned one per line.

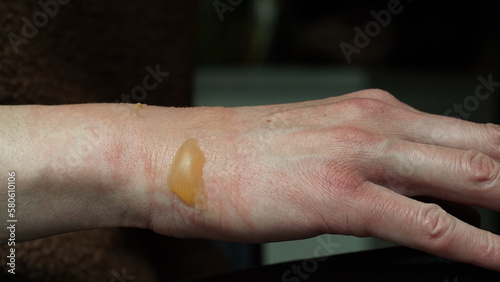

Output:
xmin=148 ymin=89 xmax=500 ymax=271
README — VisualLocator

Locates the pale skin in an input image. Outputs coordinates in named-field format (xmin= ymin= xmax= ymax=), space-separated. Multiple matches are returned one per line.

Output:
xmin=1 ymin=89 xmax=499 ymax=271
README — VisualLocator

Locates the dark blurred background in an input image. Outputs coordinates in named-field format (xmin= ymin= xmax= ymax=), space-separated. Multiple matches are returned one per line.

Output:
xmin=196 ymin=0 xmax=500 ymax=118
xmin=198 ymin=0 xmax=500 ymax=70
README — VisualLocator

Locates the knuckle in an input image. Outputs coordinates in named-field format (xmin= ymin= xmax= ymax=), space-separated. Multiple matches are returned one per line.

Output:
xmin=418 ymin=204 xmax=454 ymax=250
xmin=340 ymin=97 xmax=391 ymax=116
xmin=346 ymin=89 xmax=396 ymax=102
xmin=364 ymin=88 xmax=397 ymax=102
xmin=462 ymin=150 xmax=499 ymax=192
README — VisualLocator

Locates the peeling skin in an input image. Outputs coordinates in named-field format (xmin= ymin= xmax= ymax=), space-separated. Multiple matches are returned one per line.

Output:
xmin=167 ymin=138 xmax=206 ymax=209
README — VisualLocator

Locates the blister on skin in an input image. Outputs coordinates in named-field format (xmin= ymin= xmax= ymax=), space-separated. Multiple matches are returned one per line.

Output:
xmin=167 ymin=138 xmax=206 ymax=208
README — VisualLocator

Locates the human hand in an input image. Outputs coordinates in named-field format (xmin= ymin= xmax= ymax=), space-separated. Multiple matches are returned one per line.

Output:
xmin=6 ymin=91 xmax=497 ymax=271
xmin=146 ymin=89 xmax=500 ymax=271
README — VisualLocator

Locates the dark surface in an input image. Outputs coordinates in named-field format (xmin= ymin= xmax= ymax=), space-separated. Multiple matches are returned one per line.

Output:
xmin=187 ymin=246 xmax=500 ymax=282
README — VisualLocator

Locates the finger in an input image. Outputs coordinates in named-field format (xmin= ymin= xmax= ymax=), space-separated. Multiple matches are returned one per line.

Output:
xmin=359 ymin=182 xmax=500 ymax=271
xmin=412 ymin=196 xmax=481 ymax=228
xmin=333 ymin=90 xmax=500 ymax=161
xmin=376 ymin=140 xmax=500 ymax=211
xmin=396 ymin=114 xmax=500 ymax=160
xmin=329 ymin=94 xmax=500 ymax=162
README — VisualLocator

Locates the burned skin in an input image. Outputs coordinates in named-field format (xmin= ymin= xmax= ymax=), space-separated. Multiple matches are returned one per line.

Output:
xmin=167 ymin=138 xmax=206 ymax=207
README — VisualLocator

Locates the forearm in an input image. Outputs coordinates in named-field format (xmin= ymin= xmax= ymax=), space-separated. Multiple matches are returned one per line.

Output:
xmin=0 ymin=104 xmax=155 ymax=242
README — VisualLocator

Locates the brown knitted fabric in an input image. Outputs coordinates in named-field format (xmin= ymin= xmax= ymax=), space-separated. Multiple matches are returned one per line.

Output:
xmin=0 ymin=229 xmax=158 ymax=281
xmin=0 ymin=0 xmax=194 ymax=106
xmin=0 ymin=1 xmax=231 ymax=281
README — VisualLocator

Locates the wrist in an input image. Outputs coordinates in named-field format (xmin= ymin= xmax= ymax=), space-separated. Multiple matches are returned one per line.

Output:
xmin=128 ymin=105 xmax=240 ymax=238
xmin=138 ymin=104 xmax=272 ymax=241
